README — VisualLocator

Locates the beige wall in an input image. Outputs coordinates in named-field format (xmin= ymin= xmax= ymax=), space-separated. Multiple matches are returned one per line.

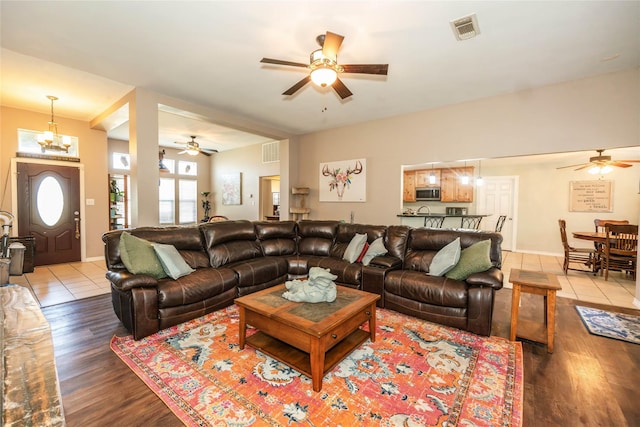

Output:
xmin=0 ymin=106 xmax=109 ymax=260
xmin=211 ymin=142 xmax=282 ymax=220
xmin=293 ymin=69 xmax=640 ymax=235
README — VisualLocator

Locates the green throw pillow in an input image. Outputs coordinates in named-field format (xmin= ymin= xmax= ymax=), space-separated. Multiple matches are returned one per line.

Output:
xmin=445 ymin=239 xmax=492 ymax=281
xmin=343 ymin=233 xmax=368 ymax=263
xmin=119 ymin=232 xmax=167 ymax=279
xmin=428 ymin=237 xmax=461 ymax=276
xmin=153 ymin=243 xmax=195 ymax=280
xmin=361 ymin=237 xmax=388 ymax=266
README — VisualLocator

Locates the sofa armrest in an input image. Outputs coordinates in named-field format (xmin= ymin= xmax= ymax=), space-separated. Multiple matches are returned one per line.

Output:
xmin=465 ymin=267 xmax=503 ymax=290
xmin=368 ymin=255 xmax=402 ymax=269
xmin=106 ymin=270 xmax=158 ymax=291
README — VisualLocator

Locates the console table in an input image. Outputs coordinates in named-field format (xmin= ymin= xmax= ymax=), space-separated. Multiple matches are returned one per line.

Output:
xmin=1 ymin=285 xmax=65 ymax=426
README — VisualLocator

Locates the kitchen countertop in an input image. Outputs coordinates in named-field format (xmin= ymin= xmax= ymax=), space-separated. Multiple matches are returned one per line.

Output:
xmin=397 ymin=213 xmax=490 ymax=217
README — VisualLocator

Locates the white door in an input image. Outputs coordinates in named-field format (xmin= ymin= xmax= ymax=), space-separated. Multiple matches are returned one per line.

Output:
xmin=476 ymin=176 xmax=518 ymax=251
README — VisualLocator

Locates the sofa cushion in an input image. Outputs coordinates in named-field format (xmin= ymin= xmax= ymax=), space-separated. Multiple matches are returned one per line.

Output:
xmin=343 ymin=233 xmax=368 ymax=263
xmin=361 ymin=237 xmax=388 ymax=266
xmin=305 ymin=257 xmax=362 ymax=287
xmin=153 ymin=243 xmax=195 ymax=280
xmin=119 ymin=232 xmax=167 ymax=279
xmin=297 ymin=220 xmax=339 ymax=256
xmin=256 ymin=221 xmax=298 ymax=256
xmin=384 ymin=270 xmax=468 ymax=308
xmin=201 ymin=220 xmax=262 ymax=267
xmin=445 ymin=239 xmax=492 ymax=281
xmin=157 ymin=268 xmax=237 ymax=308
xmin=428 ymin=237 xmax=461 ymax=276
xmin=227 ymin=257 xmax=288 ymax=288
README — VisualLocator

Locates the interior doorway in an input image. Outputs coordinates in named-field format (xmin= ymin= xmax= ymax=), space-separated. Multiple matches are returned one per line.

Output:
xmin=259 ymin=175 xmax=280 ymax=221
xmin=15 ymin=161 xmax=82 ymax=265
xmin=476 ymin=176 xmax=518 ymax=251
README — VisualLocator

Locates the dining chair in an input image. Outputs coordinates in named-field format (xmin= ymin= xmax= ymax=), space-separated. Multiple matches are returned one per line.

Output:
xmin=601 ymin=223 xmax=638 ymax=281
xmin=460 ymin=216 xmax=483 ymax=230
xmin=495 ymin=215 xmax=507 ymax=232
xmin=558 ymin=219 xmax=597 ymax=274
xmin=423 ymin=216 xmax=445 ymax=228
xmin=593 ymin=219 xmax=631 ymax=264
xmin=208 ymin=215 xmax=229 ymax=222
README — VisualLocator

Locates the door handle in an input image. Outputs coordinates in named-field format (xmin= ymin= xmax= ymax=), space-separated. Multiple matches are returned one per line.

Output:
xmin=74 ymin=217 xmax=80 ymax=239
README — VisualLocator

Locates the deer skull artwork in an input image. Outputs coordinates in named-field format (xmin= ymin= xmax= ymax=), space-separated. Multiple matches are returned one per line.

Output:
xmin=322 ymin=160 xmax=363 ymax=200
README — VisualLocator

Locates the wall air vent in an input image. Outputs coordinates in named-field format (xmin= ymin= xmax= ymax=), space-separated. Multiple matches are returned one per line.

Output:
xmin=262 ymin=141 xmax=279 ymax=163
xmin=450 ymin=13 xmax=480 ymax=41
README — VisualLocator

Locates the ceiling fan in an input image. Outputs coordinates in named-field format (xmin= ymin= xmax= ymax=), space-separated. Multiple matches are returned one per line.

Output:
xmin=260 ymin=31 xmax=389 ymax=99
xmin=176 ymin=136 xmax=218 ymax=156
xmin=557 ymin=149 xmax=640 ymax=174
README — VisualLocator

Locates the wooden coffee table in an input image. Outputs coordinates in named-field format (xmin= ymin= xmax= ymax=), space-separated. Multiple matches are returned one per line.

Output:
xmin=235 ymin=284 xmax=380 ymax=392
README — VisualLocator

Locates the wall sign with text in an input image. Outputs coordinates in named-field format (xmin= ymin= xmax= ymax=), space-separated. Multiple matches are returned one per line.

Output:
xmin=569 ymin=180 xmax=613 ymax=212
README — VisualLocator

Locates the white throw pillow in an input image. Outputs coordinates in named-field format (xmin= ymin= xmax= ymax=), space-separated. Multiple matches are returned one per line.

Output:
xmin=343 ymin=233 xmax=368 ymax=263
xmin=428 ymin=237 xmax=461 ymax=276
xmin=153 ymin=243 xmax=195 ymax=280
xmin=361 ymin=237 xmax=388 ymax=266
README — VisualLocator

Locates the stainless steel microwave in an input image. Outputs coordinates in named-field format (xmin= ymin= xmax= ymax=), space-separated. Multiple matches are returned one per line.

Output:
xmin=416 ymin=187 xmax=441 ymax=201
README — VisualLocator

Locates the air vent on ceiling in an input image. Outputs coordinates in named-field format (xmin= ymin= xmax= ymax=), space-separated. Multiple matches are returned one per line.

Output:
xmin=262 ymin=141 xmax=279 ymax=163
xmin=450 ymin=13 xmax=480 ymax=41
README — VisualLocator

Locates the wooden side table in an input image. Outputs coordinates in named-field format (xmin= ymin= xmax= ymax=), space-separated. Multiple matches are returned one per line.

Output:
xmin=509 ymin=268 xmax=562 ymax=353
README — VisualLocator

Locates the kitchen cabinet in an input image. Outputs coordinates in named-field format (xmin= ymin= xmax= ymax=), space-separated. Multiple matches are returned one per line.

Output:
xmin=415 ymin=169 xmax=440 ymax=187
xmin=440 ymin=167 xmax=474 ymax=202
xmin=403 ymin=171 xmax=416 ymax=202
xmin=109 ymin=174 xmax=129 ymax=230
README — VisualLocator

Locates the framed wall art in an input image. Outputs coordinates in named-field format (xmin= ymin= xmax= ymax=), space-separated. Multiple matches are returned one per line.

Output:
xmin=569 ymin=180 xmax=613 ymax=212
xmin=319 ymin=158 xmax=366 ymax=202
xmin=221 ymin=172 xmax=242 ymax=205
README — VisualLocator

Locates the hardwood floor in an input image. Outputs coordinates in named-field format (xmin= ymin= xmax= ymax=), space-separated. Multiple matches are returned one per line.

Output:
xmin=42 ymin=290 xmax=640 ymax=426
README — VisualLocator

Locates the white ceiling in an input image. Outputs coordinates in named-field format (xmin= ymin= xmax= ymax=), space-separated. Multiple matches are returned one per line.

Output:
xmin=1 ymin=1 xmax=639 ymax=152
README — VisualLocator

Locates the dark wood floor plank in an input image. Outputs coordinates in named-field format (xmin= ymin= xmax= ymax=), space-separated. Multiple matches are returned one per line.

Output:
xmin=39 ymin=288 xmax=640 ymax=426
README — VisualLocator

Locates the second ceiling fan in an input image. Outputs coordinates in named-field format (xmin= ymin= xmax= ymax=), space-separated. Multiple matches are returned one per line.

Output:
xmin=260 ymin=31 xmax=388 ymax=99
xmin=177 ymin=136 xmax=218 ymax=156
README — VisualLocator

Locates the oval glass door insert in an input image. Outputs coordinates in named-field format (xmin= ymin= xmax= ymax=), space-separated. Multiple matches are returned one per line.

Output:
xmin=37 ymin=176 xmax=64 ymax=226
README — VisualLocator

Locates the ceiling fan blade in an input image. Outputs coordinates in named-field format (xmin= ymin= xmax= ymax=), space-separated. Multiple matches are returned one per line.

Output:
xmin=573 ymin=164 xmax=593 ymax=171
xmin=332 ymin=77 xmax=353 ymax=99
xmin=283 ymin=75 xmax=311 ymax=96
xmin=322 ymin=31 xmax=344 ymax=60
xmin=608 ymin=161 xmax=633 ymax=168
xmin=260 ymin=58 xmax=308 ymax=68
xmin=178 ymin=150 xmax=187 ymax=155
xmin=556 ymin=163 xmax=587 ymax=170
xmin=342 ymin=64 xmax=389 ymax=75
xmin=616 ymin=159 xmax=640 ymax=163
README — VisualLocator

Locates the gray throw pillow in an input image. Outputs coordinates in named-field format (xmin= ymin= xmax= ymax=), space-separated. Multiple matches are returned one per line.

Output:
xmin=428 ymin=237 xmax=461 ymax=276
xmin=362 ymin=237 xmax=388 ymax=266
xmin=343 ymin=233 xmax=368 ymax=263
xmin=119 ymin=232 xmax=167 ymax=279
xmin=153 ymin=243 xmax=195 ymax=280
xmin=445 ymin=239 xmax=493 ymax=281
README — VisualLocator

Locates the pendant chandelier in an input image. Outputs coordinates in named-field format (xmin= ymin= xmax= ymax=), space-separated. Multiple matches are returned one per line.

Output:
xmin=37 ymin=95 xmax=71 ymax=153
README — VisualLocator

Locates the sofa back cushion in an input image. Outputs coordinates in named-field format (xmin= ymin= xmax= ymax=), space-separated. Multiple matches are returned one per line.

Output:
xmin=297 ymin=220 xmax=339 ymax=256
xmin=384 ymin=225 xmax=411 ymax=260
xmin=200 ymin=220 xmax=262 ymax=267
xmin=405 ymin=228 xmax=502 ymax=273
xmin=330 ymin=223 xmax=387 ymax=259
xmin=256 ymin=221 xmax=297 ymax=256
xmin=102 ymin=226 xmax=207 ymax=270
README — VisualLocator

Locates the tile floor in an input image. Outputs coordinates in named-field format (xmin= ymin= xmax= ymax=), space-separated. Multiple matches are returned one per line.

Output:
xmin=10 ymin=260 xmax=111 ymax=308
xmin=8 ymin=252 xmax=640 ymax=310
xmin=502 ymin=251 xmax=638 ymax=310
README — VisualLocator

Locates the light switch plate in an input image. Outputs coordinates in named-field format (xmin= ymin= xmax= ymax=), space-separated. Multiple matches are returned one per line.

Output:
xmin=86 ymin=198 xmax=95 ymax=206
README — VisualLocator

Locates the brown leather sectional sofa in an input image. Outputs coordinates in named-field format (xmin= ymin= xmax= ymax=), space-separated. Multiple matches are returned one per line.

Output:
xmin=103 ymin=220 xmax=503 ymax=340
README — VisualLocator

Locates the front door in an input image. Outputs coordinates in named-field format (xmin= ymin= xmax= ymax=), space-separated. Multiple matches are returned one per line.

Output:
xmin=16 ymin=162 xmax=81 ymax=265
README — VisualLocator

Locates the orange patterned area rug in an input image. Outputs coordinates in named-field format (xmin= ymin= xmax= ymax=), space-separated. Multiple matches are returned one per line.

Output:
xmin=111 ymin=305 xmax=523 ymax=426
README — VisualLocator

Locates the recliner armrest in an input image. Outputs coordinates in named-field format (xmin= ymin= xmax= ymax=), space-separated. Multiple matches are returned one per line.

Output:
xmin=368 ymin=255 xmax=402 ymax=269
xmin=106 ymin=270 xmax=158 ymax=291
xmin=465 ymin=267 xmax=503 ymax=290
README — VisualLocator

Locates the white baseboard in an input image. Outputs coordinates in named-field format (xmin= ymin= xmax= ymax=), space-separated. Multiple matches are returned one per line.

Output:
xmin=634 ymin=298 xmax=640 ymax=309
xmin=82 ymin=256 xmax=105 ymax=263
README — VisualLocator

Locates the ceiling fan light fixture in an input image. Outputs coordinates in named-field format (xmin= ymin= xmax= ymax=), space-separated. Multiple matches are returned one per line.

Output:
xmin=310 ymin=67 xmax=337 ymax=87
xmin=186 ymin=148 xmax=199 ymax=156
xmin=588 ymin=165 xmax=613 ymax=175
